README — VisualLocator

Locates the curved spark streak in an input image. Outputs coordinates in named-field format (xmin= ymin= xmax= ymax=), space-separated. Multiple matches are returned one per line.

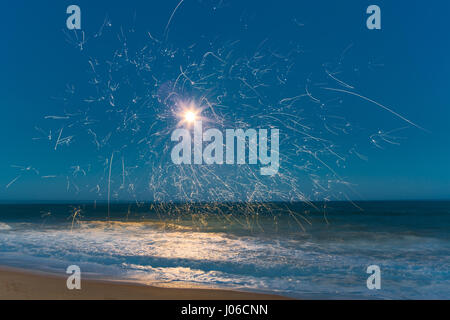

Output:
xmin=164 ymin=0 xmax=185 ymax=39
xmin=321 ymin=87 xmax=429 ymax=132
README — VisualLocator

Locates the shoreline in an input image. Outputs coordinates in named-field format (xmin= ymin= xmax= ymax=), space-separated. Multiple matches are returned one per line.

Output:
xmin=0 ymin=266 xmax=289 ymax=300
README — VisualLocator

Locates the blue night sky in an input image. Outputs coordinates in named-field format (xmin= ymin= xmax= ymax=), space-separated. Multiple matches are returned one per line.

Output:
xmin=0 ymin=0 xmax=449 ymax=201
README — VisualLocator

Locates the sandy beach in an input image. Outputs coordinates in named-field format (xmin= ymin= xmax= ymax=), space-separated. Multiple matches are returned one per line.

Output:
xmin=0 ymin=266 xmax=287 ymax=300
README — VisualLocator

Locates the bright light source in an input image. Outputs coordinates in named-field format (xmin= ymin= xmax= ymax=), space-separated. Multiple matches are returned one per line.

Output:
xmin=184 ymin=111 xmax=197 ymax=123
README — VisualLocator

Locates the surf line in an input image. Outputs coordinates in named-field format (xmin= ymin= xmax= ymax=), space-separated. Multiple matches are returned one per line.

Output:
xmin=171 ymin=120 xmax=279 ymax=176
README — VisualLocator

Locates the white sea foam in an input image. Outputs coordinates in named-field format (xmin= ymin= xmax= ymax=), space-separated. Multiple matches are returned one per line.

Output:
xmin=0 ymin=222 xmax=12 ymax=231
xmin=0 ymin=221 xmax=448 ymax=299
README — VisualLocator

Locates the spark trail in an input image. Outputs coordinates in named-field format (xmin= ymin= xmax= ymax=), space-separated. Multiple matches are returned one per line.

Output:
xmin=321 ymin=87 xmax=429 ymax=132
xmin=27 ymin=4 xmax=426 ymax=231
xmin=164 ymin=0 xmax=186 ymax=40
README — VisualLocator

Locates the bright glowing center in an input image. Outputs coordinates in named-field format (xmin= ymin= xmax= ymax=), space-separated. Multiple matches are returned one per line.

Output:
xmin=185 ymin=111 xmax=197 ymax=123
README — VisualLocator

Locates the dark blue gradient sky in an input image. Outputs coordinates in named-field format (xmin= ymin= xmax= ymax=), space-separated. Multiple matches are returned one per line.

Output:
xmin=0 ymin=0 xmax=449 ymax=201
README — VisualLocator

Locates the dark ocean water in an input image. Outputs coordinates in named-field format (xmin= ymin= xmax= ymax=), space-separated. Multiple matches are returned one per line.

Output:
xmin=0 ymin=201 xmax=449 ymax=299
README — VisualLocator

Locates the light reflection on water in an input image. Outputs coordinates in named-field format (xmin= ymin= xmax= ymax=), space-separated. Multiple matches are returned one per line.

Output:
xmin=0 ymin=216 xmax=449 ymax=299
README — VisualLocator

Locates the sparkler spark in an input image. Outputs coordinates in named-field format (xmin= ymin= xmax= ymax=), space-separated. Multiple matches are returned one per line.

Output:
xmin=176 ymin=101 xmax=204 ymax=127
xmin=23 ymin=4 xmax=424 ymax=231
xmin=184 ymin=111 xmax=196 ymax=123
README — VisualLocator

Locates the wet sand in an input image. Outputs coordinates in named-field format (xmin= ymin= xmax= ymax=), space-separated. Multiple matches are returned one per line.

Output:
xmin=0 ymin=266 xmax=287 ymax=300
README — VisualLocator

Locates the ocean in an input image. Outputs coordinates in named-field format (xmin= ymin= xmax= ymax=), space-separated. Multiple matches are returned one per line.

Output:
xmin=0 ymin=201 xmax=449 ymax=299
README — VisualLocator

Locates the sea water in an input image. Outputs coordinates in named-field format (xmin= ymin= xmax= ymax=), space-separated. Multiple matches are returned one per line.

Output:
xmin=0 ymin=201 xmax=448 ymax=299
